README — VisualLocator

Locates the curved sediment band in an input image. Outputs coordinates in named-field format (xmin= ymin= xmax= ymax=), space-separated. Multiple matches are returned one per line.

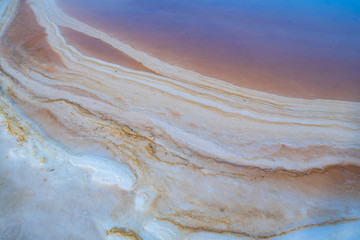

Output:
xmin=0 ymin=0 xmax=359 ymax=238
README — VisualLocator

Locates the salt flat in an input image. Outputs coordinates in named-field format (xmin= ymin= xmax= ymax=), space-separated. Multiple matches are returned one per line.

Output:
xmin=0 ymin=0 xmax=359 ymax=239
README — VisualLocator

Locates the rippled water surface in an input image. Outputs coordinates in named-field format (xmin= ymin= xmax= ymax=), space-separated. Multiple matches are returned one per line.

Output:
xmin=57 ymin=0 xmax=360 ymax=100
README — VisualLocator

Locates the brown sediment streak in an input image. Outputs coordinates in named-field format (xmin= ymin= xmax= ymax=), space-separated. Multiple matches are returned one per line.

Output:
xmin=7 ymin=80 xmax=360 ymax=177
xmin=106 ymin=227 xmax=143 ymax=240
xmin=8 ymin=85 xmax=360 ymax=177
xmin=59 ymin=26 xmax=155 ymax=74
xmin=42 ymin=99 xmax=93 ymax=115
xmin=213 ymin=157 xmax=360 ymax=177
xmin=156 ymin=216 xmax=359 ymax=239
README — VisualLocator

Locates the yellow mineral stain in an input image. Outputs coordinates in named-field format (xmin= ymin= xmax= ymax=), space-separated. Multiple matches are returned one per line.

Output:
xmin=106 ymin=227 xmax=142 ymax=240
xmin=40 ymin=157 xmax=46 ymax=164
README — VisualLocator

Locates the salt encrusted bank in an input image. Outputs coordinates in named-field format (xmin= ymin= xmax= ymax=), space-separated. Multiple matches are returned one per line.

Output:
xmin=0 ymin=0 xmax=359 ymax=239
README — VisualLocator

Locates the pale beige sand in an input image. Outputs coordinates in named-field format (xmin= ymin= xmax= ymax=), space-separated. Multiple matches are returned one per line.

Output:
xmin=0 ymin=0 xmax=359 ymax=239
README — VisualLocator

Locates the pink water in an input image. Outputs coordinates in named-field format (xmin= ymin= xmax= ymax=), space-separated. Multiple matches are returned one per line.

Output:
xmin=57 ymin=0 xmax=360 ymax=101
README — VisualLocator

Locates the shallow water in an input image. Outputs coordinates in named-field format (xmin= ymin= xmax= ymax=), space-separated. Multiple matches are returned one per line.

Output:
xmin=57 ymin=0 xmax=360 ymax=101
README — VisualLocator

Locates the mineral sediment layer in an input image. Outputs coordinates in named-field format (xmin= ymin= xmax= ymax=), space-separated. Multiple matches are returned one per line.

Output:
xmin=0 ymin=0 xmax=359 ymax=239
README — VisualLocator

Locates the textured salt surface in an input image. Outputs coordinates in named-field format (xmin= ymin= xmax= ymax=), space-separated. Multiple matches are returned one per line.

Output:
xmin=0 ymin=0 xmax=359 ymax=239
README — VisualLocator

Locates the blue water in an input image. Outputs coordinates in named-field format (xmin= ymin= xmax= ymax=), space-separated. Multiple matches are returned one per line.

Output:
xmin=58 ymin=0 xmax=360 ymax=100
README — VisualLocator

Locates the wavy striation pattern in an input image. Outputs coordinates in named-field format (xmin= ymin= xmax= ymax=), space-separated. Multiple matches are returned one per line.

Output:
xmin=0 ymin=0 xmax=359 ymax=239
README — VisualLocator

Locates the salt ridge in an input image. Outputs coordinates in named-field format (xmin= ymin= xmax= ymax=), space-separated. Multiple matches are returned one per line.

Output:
xmin=0 ymin=0 xmax=359 ymax=238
